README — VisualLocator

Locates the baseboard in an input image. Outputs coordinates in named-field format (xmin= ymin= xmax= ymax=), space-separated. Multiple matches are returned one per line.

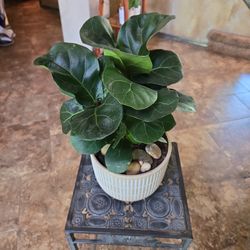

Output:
xmin=157 ymin=32 xmax=208 ymax=48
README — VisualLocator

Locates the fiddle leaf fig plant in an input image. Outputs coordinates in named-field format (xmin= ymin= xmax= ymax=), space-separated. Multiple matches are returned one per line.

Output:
xmin=34 ymin=13 xmax=196 ymax=174
xmin=129 ymin=0 xmax=141 ymax=9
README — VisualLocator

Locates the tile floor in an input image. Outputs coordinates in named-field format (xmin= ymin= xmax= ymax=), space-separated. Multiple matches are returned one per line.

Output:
xmin=0 ymin=1 xmax=250 ymax=249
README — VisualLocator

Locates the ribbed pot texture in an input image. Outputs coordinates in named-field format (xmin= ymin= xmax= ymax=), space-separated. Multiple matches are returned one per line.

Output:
xmin=90 ymin=142 xmax=172 ymax=202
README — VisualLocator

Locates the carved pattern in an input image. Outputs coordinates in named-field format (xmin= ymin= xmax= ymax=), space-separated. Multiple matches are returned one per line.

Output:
xmin=70 ymin=150 xmax=187 ymax=232
xmin=87 ymin=193 xmax=112 ymax=215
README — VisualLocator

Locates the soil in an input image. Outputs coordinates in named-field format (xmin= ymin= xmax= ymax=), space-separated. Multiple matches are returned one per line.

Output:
xmin=95 ymin=137 xmax=169 ymax=175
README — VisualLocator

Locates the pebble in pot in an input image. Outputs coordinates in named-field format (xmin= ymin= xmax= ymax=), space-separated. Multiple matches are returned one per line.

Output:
xmin=140 ymin=162 xmax=151 ymax=173
xmin=101 ymin=144 xmax=110 ymax=155
xmin=126 ymin=161 xmax=140 ymax=175
xmin=145 ymin=144 xmax=162 ymax=159
xmin=132 ymin=149 xmax=153 ymax=164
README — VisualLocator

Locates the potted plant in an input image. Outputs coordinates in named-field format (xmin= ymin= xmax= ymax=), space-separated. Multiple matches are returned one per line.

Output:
xmin=129 ymin=0 xmax=141 ymax=17
xmin=34 ymin=13 xmax=195 ymax=202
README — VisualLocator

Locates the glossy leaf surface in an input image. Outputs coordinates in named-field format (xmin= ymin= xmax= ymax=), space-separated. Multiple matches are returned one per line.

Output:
xmin=117 ymin=13 xmax=175 ymax=55
xmin=80 ymin=16 xmax=116 ymax=49
xmin=34 ymin=43 xmax=103 ymax=106
xmin=104 ymin=49 xmax=153 ymax=75
xmin=126 ymin=88 xmax=179 ymax=122
xmin=115 ymin=49 xmax=152 ymax=74
xmin=104 ymin=49 xmax=125 ymax=72
xmin=112 ymin=123 xmax=127 ymax=148
xmin=60 ymin=98 xmax=84 ymax=134
xmin=176 ymin=91 xmax=196 ymax=112
xmin=160 ymin=114 xmax=176 ymax=131
xmin=70 ymin=135 xmax=106 ymax=154
xmin=126 ymin=117 xmax=165 ymax=144
xmin=132 ymin=50 xmax=183 ymax=85
xmin=80 ymin=15 xmax=154 ymax=74
xmin=71 ymin=95 xmax=122 ymax=140
xmin=102 ymin=67 xmax=157 ymax=110
xmin=105 ymin=140 xmax=132 ymax=173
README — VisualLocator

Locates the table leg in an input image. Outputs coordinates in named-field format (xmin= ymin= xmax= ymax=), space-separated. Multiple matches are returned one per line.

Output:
xmin=65 ymin=232 xmax=78 ymax=250
xmin=182 ymin=238 xmax=192 ymax=249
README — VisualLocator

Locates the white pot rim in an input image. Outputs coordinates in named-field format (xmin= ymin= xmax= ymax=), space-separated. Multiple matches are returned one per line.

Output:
xmin=91 ymin=141 xmax=172 ymax=180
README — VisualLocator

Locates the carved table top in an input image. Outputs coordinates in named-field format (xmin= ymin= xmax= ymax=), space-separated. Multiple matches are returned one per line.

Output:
xmin=65 ymin=143 xmax=192 ymax=239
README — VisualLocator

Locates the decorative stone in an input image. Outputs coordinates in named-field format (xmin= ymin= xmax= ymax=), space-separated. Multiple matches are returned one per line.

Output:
xmin=101 ymin=144 xmax=110 ymax=155
xmin=140 ymin=162 xmax=151 ymax=173
xmin=145 ymin=144 xmax=161 ymax=159
xmin=132 ymin=149 xmax=153 ymax=164
xmin=139 ymin=160 xmax=144 ymax=166
xmin=126 ymin=161 xmax=140 ymax=175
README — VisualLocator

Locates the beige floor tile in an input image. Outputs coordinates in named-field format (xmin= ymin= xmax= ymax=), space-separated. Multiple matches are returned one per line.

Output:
xmin=0 ymin=122 xmax=51 ymax=180
xmin=236 ymin=92 xmax=250 ymax=109
xmin=0 ymin=231 xmax=17 ymax=250
xmin=0 ymin=179 xmax=20 ymax=232
xmin=0 ymin=1 xmax=250 ymax=249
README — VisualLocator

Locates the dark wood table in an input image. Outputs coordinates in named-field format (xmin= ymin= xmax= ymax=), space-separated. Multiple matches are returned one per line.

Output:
xmin=65 ymin=143 xmax=193 ymax=249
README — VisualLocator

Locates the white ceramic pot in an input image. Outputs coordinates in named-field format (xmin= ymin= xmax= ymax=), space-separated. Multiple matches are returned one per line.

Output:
xmin=90 ymin=142 xmax=172 ymax=202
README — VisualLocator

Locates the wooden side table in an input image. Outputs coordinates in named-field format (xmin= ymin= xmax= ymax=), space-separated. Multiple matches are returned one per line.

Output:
xmin=65 ymin=143 xmax=193 ymax=249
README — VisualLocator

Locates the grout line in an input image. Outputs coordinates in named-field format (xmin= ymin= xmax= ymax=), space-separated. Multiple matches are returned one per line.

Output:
xmin=234 ymin=94 xmax=250 ymax=110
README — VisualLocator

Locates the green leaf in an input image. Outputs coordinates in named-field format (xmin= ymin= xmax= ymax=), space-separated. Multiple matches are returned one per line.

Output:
xmin=70 ymin=135 xmax=107 ymax=154
xmin=115 ymin=49 xmax=152 ymax=75
xmin=105 ymin=140 xmax=132 ymax=173
xmin=71 ymin=95 xmax=123 ymax=140
xmin=79 ymin=14 xmax=154 ymax=74
xmin=104 ymin=49 xmax=126 ymax=72
xmin=176 ymin=91 xmax=196 ymax=112
xmin=160 ymin=114 xmax=176 ymax=131
xmin=60 ymin=98 xmax=84 ymax=134
xmin=102 ymin=66 xmax=157 ymax=110
xmin=129 ymin=0 xmax=140 ymax=9
xmin=34 ymin=43 xmax=103 ymax=106
xmin=132 ymin=50 xmax=183 ymax=85
xmin=126 ymin=117 xmax=165 ymax=144
xmin=98 ymin=55 xmax=114 ymax=70
xmin=117 ymin=13 xmax=175 ymax=55
xmin=126 ymin=132 xmax=142 ymax=144
xmin=104 ymin=49 xmax=152 ymax=75
xmin=126 ymin=88 xmax=179 ymax=122
xmin=112 ymin=123 xmax=127 ymax=148
xmin=80 ymin=16 xmax=116 ymax=49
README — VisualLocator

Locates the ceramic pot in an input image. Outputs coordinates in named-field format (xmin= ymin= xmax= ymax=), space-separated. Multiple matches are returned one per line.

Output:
xmin=90 ymin=141 xmax=172 ymax=202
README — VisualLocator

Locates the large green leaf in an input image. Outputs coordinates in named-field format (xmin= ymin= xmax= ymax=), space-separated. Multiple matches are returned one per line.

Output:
xmin=70 ymin=135 xmax=107 ymax=154
xmin=104 ymin=49 xmax=153 ymax=75
xmin=176 ymin=91 xmax=196 ymax=112
xmin=132 ymin=50 xmax=183 ymax=85
xmin=112 ymin=123 xmax=127 ymax=148
xmin=80 ymin=16 xmax=116 ymax=49
xmin=105 ymin=140 xmax=132 ymax=173
xmin=126 ymin=117 xmax=165 ymax=144
xmin=71 ymin=95 xmax=123 ymax=140
xmin=104 ymin=49 xmax=126 ymax=72
xmin=102 ymin=67 xmax=157 ymax=110
xmin=60 ymin=98 xmax=84 ymax=134
xmin=126 ymin=88 xmax=179 ymax=122
xmin=34 ymin=43 xmax=103 ymax=106
xmin=115 ymin=49 xmax=152 ymax=75
xmin=79 ymin=15 xmax=153 ymax=74
xmin=160 ymin=114 xmax=176 ymax=131
xmin=117 ymin=13 xmax=175 ymax=55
